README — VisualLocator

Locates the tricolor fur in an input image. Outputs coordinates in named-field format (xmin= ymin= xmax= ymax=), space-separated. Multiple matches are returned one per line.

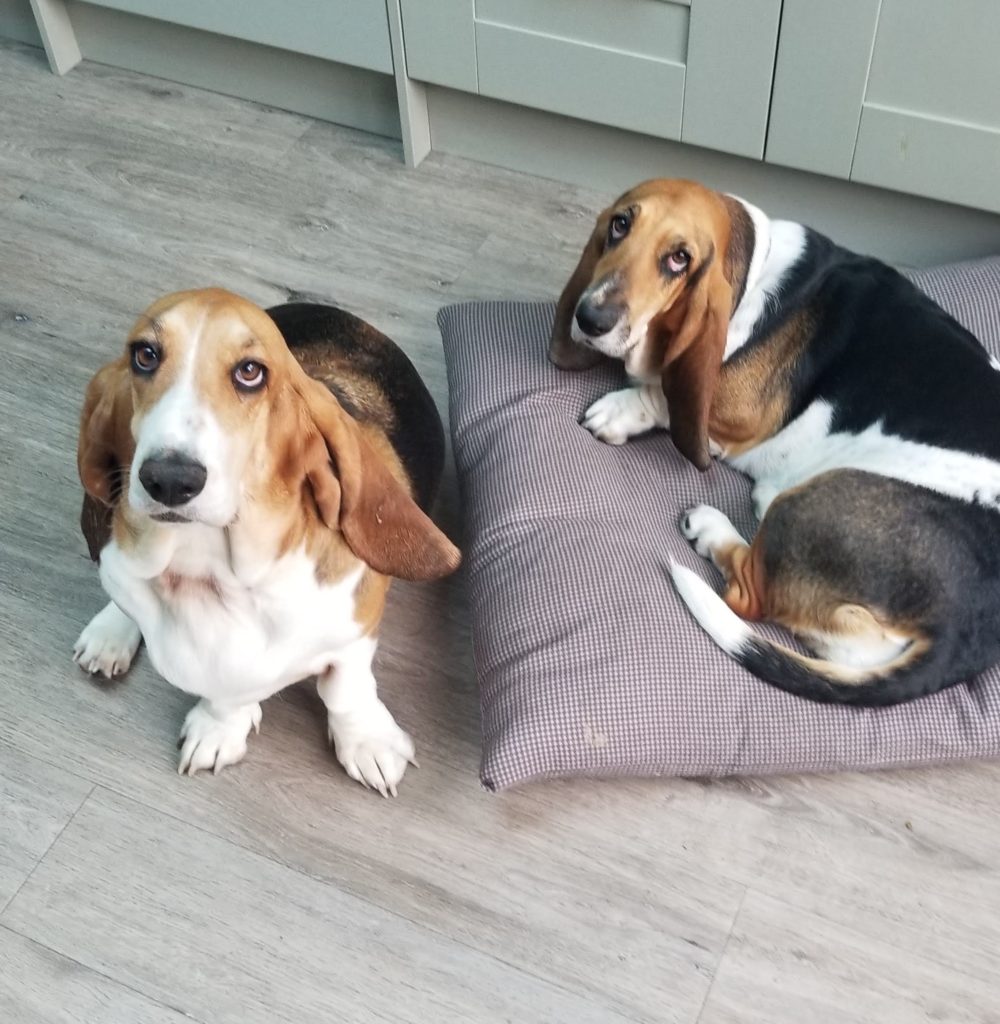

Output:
xmin=74 ymin=289 xmax=460 ymax=792
xmin=552 ymin=178 xmax=1000 ymax=706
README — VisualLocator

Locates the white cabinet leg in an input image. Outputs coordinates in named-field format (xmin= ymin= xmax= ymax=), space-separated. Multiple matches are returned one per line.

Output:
xmin=29 ymin=0 xmax=82 ymax=75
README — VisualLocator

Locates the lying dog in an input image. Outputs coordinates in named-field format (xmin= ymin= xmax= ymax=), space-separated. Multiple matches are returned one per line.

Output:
xmin=74 ymin=289 xmax=460 ymax=792
xmin=551 ymin=178 xmax=1000 ymax=706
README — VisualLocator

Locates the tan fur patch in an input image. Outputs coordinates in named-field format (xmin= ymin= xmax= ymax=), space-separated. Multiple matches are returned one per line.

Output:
xmin=718 ymin=543 xmax=767 ymax=621
xmin=761 ymin=566 xmax=928 ymax=680
xmin=709 ymin=306 xmax=816 ymax=455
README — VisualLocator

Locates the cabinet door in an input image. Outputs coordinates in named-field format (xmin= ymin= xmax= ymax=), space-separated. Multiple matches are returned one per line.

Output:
xmin=81 ymin=0 xmax=394 ymax=74
xmin=400 ymin=0 xmax=781 ymax=157
xmin=767 ymin=0 xmax=1000 ymax=213
xmin=850 ymin=0 xmax=1000 ymax=214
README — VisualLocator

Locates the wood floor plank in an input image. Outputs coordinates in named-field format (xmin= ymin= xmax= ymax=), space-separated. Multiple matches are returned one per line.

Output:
xmin=0 ymin=748 xmax=91 ymax=911
xmin=0 ymin=926 xmax=197 ymax=1024
xmin=619 ymin=769 xmax=1000 ymax=986
xmin=2 ymin=788 xmax=639 ymax=1024
xmin=697 ymin=889 xmax=1000 ymax=1024
xmin=2 ymin=33 xmax=999 ymax=1024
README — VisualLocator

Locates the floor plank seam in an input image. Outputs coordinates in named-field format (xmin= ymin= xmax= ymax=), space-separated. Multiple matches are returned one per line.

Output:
xmin=442 ymin=230 xmax=497 ymax=297
xmin=0 ymin=920 xmax=209 ymax=1023
xmin=76 ymin=783 xmax=641 ymax=1018
xmin=691 ymin=885 xmax=749 ymax=1024
xmin=0 ymin=781 xmax=96 ymax=919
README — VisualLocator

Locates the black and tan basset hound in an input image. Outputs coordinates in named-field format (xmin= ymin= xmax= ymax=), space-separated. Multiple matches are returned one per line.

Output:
xmin=74 ymin=289 xmax=459 ymax=791
xmin=551 ymin=178 xmax=1000 ymax=706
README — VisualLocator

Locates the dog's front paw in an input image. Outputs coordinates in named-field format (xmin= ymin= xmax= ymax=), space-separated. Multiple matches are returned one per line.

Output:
xmin=178 ymin=700 xmax=262 ymax=776
xmin=581 ymin=388 xmax=652 ymax=446
xmin=680 ymin=505 xmax=742 ymax=561
xmin=73 ymin=602 xmax=141 ymax=680
xmin=328 ymin=701 xmax=416 ymax=798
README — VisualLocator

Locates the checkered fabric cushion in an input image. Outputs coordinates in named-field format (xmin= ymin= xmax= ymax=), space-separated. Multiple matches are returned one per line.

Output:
xmin=439 ymin=257 xmax=1000 ymax=790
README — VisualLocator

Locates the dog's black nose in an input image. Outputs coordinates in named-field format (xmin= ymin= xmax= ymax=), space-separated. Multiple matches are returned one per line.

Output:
xmin=575 ymin=299 xmax=622 ymax=338
xmin=138 ymin=453 xmax=207 ymax=507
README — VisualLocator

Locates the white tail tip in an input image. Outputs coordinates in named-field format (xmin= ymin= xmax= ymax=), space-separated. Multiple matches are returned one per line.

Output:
xmin=669 ymin=562 xmax=752 ymax=655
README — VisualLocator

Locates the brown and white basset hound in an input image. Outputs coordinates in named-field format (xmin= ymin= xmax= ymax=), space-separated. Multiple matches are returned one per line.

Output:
xmin=74 ymin=288 xmax=460 ymax=793
xmin=551 ymin=178 xmax=1000 ymax=706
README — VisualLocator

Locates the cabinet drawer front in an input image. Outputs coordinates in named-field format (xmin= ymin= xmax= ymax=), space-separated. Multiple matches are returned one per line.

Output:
xmin=851 ymin=106 xmax=1000 ymax=215
xmin=866 ymin=0 xmax=1000 ymax=134
xmin=476 ymin=0 xmax=689 ymax=65
xmin=81 ymin=0 xmax=393 ymax=74
xmin=475 ymin=21 xmax=685 ymax=140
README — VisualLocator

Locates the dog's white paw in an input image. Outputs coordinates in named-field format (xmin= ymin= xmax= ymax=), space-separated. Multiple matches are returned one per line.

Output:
xmin=178 ymin=700 xmax=262 ymax=776
xmin=73 ymin=603 xmax=141 ymax=680
xmin=581 ymin=388 xmax=652 ymax=446
xmin=328 ymin=701 xmax=416 ymax=798
xmin=680 ymin=505 xmax=743 ymax=561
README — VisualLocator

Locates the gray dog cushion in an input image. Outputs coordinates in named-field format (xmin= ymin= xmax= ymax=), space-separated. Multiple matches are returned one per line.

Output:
xmin=439 ymin=257 xmax=1000 ymax=790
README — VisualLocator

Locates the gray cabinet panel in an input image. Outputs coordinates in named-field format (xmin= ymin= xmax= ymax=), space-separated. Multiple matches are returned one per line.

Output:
xmin=399 ymin=0 xmax=477 ymax=92
xmin=475 ymin=20 xmax=684 ymax=141
xmin=477 ymin=0 xmax=688 ymax=64
xmin=81 ymin=0 xmax=393 ymax=73
xmin=849 ymin=0 xmax=1000 ymax=210
xmin=866 ymin=0 xmax=1000 ymax=132
xmin=682 ymin=0 xmax=781 ymax=160
xmin=769 ymin=0 xmax=1000 ymax=213
xmin=402 ymin=0 xmax=696 ymax=145
xmin=765 ymin=0 xmax=881 ymax=177
xmin=851 ymin=106 xmax=1000 ymax=215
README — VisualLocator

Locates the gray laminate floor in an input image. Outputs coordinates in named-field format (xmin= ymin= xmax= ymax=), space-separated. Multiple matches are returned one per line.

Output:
xmin=1 ymin=39 xmax=998 ymax=1024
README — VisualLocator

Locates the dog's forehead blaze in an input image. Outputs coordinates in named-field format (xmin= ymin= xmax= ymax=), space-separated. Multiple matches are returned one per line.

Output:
xmin=127 ymin=289 xmax=290 ymax=416
xmin=593 ymin=180 xmax=727 ymax=290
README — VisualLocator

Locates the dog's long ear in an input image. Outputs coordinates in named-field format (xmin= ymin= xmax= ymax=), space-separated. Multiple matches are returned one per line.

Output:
xmin=655 ymin=250 xmax=732 ymax=471
xmin=549 ymin=209 xmax=610 ymax=370
xmin=294 ymin=375 xmax=461 ymax=581
xmin=78 ymin=358 xmax=134 ymax=505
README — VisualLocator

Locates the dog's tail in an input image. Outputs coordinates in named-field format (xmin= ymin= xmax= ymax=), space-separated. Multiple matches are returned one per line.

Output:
xmin=669 ymin=563 xmax=947 ymax=706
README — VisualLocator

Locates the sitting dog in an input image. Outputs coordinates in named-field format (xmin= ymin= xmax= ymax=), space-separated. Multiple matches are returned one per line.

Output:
xmin=74 ymin=289 xmax=460 ymax=792
xmin=551 ymin=178 xmax=1000 ymax=706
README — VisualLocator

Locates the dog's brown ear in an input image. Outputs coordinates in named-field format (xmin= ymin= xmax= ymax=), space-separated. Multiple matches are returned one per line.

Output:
xmin=549 ymin=210 xmax=610 ymax=370
xmin=656 ymin=251 xmax=732 ymax=471
xmin=295 ymin=376 xmax=461 ymax=581
xmin=78 ymin=358 xmax=134 ymax=505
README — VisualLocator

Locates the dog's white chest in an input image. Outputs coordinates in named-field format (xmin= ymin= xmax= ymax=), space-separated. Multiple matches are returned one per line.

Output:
xmin=102 ymin=526 xmax=364 ymax=705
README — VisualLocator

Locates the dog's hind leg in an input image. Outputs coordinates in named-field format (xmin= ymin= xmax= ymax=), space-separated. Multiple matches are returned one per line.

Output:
xmin=680 ymin=505 xmax=766 ymax=620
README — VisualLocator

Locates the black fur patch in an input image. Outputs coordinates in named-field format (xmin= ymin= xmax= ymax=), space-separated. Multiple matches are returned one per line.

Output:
xmin=265 ymin=303 xmax=445 ymax=511
xmin=720 ymin=196 xmax=755 ymax=312
xmin=744 ymin=230 xmax=1000 ymax=458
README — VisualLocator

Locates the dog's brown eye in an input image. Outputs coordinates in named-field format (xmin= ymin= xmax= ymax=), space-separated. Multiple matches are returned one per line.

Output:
xmin=130 ymin=342 xmax=160 ymax=374
xmin=233 ymin=360 xmax=266 ymax=391
xmin=664 ymin=249 xmax=691 ymax=274
xmin=608 ymin=212 xmax=631 ymax=244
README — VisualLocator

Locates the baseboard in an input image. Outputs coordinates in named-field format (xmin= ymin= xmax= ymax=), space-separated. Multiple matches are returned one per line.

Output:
xmin=59 ymin=1 xmax=400 ymax=139
xmin=0 ymin=0 xmax=41 ymax=46
xmin=425 ymin=86 xmax=1000 ymax=268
